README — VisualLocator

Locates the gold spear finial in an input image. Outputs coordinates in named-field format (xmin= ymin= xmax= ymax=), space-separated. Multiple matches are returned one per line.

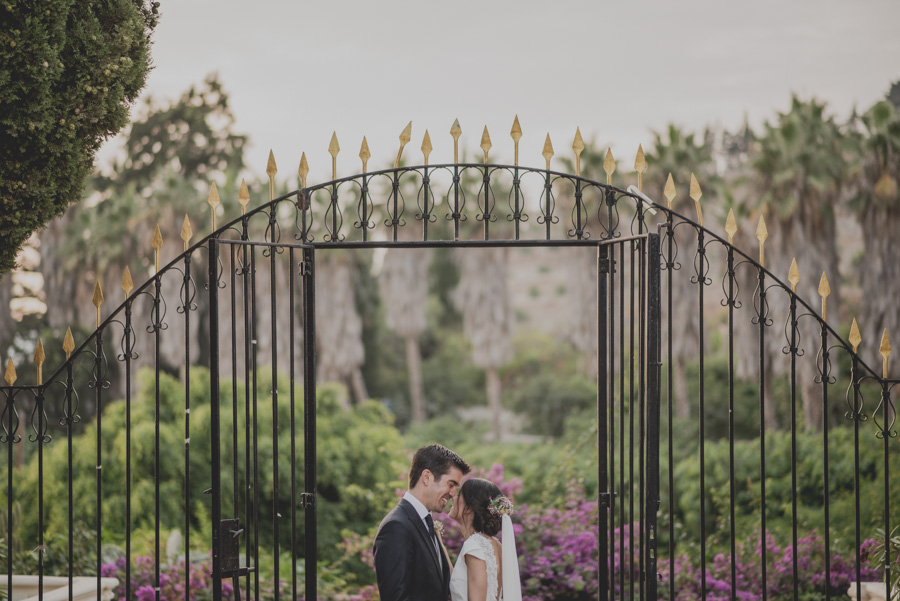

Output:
xmin=329 ymin=132 xmax=340 ymax=181
xmin=359 ymin=137 xmax=371 ymax=173
xmin=725 ymin=208 xmax=738 ymax=244
xmin=572 ymin=127 xmax=585 ymax=177
xmin=208 ymin=182 xmax=220 ymax=231
xmin=34 ymin=340 xmax=45 ymax=385
xmin=880 ymin=329 xmax=892 ymax=379
xmin=421 ymin=130 xmax=432 ymax=166
xmin=603 ymin=148 xmax=615 ymax=185
xmin=788 ymin=258 xmax=800 ymax=292
xmin=450 ymin=119 xmax=462 ymax=164
xmin=267 ymin=150 xmax=278 ymax=202
xmin=510 ymin=115 xmax=522 ymax=166
xmin=664 ymin=173 xmax=676 ymax=210
xmin=395 ymin=121 xmax=412 ymax=169
xmin=690 ymin=173 xmax=703 ymax=227
xmin=849 ymin=318 xmax=862 ymax=354
xmin=92 ymin=280 xmax=104 ymax=328
xmin=298 ymin=153 xmax=309 ymax=190
xmin=63 ymin=327 xmax=75 ymax=360
xmin=819 ymin=271 xmax=831 ymax=321
xmin=151 ymin=224 xmax=163 ymax=273
xmin=634 ymin=145 xmax=647 ymax=191
xmin=756 ymin=215 xmax=768 ymax=267
xmin=181 ymin=214 xmax=193 ymax=251
xmin=4 ymin=358 xmax=15 ymax=386
xmin=238 ymin=179 xmax=250 ymax=215
xmin=480 ymin=126 xmax=492 ymax=163
xmin=542 ymin=134 xmax=554 ymax=170
xmin=122 ymin=266 xmax=134 ymax=299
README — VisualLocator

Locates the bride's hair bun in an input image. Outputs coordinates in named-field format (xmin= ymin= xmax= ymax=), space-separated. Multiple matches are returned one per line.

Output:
xmin=459 ymin=478 xmax=505 ymax=537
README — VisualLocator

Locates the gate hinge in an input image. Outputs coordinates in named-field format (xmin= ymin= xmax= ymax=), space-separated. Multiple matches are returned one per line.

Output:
xmin=299 ymin=260 xmax=312 ymax=277
xmin=598 ymin=492 xmax=616 ymax=507
xmin=300 ymin=492 xmax=316 ymax=509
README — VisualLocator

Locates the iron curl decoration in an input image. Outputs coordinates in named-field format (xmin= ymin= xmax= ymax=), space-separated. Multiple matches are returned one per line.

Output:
xmin=814 ymin=342 xmax=841 ymax=387
xmin=750 ymin=279 xmax=777 ymax=328
xmin=660 ymin=215 xmax=682 ymax=273
xmin=475 ymin=167 xmax=497 ymax=225
xmin=0 ymin=390 xmax=22 ymax=444
xmin=444 ymin=169 xmax=469 ymax=225
xmin=501 ymin=167 xmax=530 ymax=227
xmin=383 ymin=173 xmax=407 ymax=232
xmin=58 ymin=384 xmax=82 ymax=428
xmin=690 ymin=227 xmax=713 ymax=287
xmin=568 ymin=178 xmax=589 ymax=240
xmin=86 ymin=345 xmax=111 ymax=394
xmin=295 ymin=189 xmax=316 ymax=244
xmin=844 ymin=360 xmax=869 ymax=423
xmin=263 ymin=205 xmax=285 ymax=255
xmin=146 ymin=279 xmax=169 ymax=334
xmin=113 ymin=316 xmax=139 ymax=363
xmin=595 ymin=188 xmax=622 ymax=241
xmin=416 ymin=170 xmax=438 ymax=226
xmin=719 ymin=250 xmax=743 ymax=310
xmin=780 ymin=301 xmax=806 ymax=358
xmin=536 ymin=174 xmax=559 ymax=231
xmin=872 ymin=379 xmax=898 ymax=440
xmin=175 ymin=264 xmax=199 ymax=315
xmin=353 ymin=178 xmax=376 ymax=235
xmin=28 ymin=392 xmax=51 ymax=444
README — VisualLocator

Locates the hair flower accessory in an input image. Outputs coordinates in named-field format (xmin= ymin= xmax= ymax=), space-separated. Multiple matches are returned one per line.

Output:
xmin=488 ymin=495 xmax=514 ymax=516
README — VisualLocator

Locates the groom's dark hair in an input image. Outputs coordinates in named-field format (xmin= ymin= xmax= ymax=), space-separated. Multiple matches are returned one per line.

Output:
xmin=408 ymin=444 xmax=470 ymax=488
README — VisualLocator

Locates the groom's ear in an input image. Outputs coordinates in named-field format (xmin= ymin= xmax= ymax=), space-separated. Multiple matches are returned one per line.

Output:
xmin=420 ymin=469 xmax=433 ymax=486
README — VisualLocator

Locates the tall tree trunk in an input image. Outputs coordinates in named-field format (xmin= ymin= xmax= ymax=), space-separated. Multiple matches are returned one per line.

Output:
xmin=486 ymin=367 xmax=502 ymax=441
xmin=405 ymin=336 xmax=425 ymax=423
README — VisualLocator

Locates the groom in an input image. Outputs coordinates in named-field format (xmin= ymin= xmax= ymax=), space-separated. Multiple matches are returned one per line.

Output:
xmin=374 ymin=444 xmax=470 ymax=601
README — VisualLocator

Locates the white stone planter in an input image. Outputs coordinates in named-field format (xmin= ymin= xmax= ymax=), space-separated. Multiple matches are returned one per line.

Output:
xmin=0 ymin=575 xmax=119 ymax=601
xmin=848 ymin=581 xmax=898 ymax=601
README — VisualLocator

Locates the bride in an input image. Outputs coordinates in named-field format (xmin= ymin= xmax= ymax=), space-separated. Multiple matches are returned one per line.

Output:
xmin=440 ymin=478 xmax=522 ymax=601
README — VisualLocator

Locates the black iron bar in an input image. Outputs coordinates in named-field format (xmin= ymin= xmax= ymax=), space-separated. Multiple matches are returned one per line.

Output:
xmin=303 ymin=246 xmax=318 ymax=601
xmin=210 ymin=240 xmax=223 ymax=601
xmin=241 ymin=221 xmax=253 ymax=601
xmin=821 ymin=325 xmax=831 ymax=601
xmin=619 ymin=238 xmax=626 ymax=599
xmin=95 ymin=327 xmax=103 ymax=601
xmin=66 ymin=362 xmax=74 ymax=601
xmin=361 ymin=174 xmax=369 ymax=242
xmin=125 ymin=299 xmax=133 ymax=601
xmin=513 ymin=166 xmax=520 ymax=240
xmin=645 ymin=232 xmax=661 ymax=601
xmin=330 ymin=182 xmax=339 ymax=243
xmin=574 ymin=179 xmax=583 ymax=240
xmin=543 ymin=169 xmax=552 ymax=240
xmin=453 ymin=164 xmax=461 ymax=241
xmin=852 ymin=359 xmax=862 ymax=601
xmin=37 ymin=388 xmax=45 ymax=601
xmin=608 ymin=242 xmax=616 ymax=601
xmin=666 ymin=215 xmax=675 ymax=601
xmin=230 ymin=244 xmax=240 ymax=521
xmin=5 ymin=390 xmax=13 ymax=601
xmin=629 ymin=239 xmax=636 ymax=601
xmin=789 ymin=293 xmax=799 ymax=601
xmin=727 ymin=246 xmax=737 ymax=601
xmin=597 ymin=244 xmax=610 ymax=601
xmin=758 ymin=269 xmax=768 ymax=601
xmin=221 ymin=237 xmax=650 ymax=250
xmin=269 ymin=229 xmax=281 ymax=601
xmin=697 ymin=228 xmax=707 ymax=601
xmin=289 ymin=247 xmax=298 ymax=601
xmin=250 ymin=248 xmax=261 ymax=601
xmin=154 ymin=276 xmax=162 ymax=601
xmin=882 ymin=382 xmax=892 ymax=601
xmin=183 ymin=254 xmax=193 ymax=601
xmin=482 ymin=167 xmax=492 ymax=241
xmin=391 ymin=173 xmax=400 ymax=242
xmin=639 ymin=236 xmax=646 ymax=601
xmin=422 ymin=164 xmax=430 ymax=241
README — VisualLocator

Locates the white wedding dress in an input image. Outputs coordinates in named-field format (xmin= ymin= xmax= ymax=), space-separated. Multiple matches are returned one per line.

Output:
xmin=449 ymin=533 xmax=502 ymax=601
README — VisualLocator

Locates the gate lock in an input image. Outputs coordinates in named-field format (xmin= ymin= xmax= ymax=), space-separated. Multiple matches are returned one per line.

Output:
xmin=219 ymin=518 xmax=249 ymax=578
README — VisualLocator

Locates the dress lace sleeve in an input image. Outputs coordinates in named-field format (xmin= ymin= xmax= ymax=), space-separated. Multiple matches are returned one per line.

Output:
xmin=461 ymin=534 xmax=501 ymax=601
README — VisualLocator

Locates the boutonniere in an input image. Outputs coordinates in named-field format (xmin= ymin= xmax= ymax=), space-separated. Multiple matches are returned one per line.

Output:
xmin=433 ymin=519 xmax=445 ymax=538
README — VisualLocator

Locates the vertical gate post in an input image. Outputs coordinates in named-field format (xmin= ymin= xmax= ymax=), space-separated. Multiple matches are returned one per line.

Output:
xmin=208 ymin=239 xmax=223 ymax=601
xmin=597 ymin=243 xmax=610 ymax=601
xmin=645 ymin=232 xmax=662 ymax=600
xmin=302 ymin=246 xmax=318 ymax=601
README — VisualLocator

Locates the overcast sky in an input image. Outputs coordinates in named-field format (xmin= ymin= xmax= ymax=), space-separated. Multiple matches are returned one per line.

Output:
xmin=106 ymin=0 xmax=900 ymax=186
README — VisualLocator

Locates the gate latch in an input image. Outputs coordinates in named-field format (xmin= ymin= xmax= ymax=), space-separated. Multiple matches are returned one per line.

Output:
xmin=300 ymin=492 xmax=316 ymax=509
xmin=598 ymin=491 xmax=616 ymax=508
xmin=219 ymin=518 xmax=248 ymax=578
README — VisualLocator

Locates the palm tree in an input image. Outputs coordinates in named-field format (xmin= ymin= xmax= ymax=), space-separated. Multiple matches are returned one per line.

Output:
xmin=746 ymin=96 xmax=849 ymax=432
xmin=846 ymin=98 xmax=900 ymax=358
xmin=452 ymin=247 xmax=514 ymax=441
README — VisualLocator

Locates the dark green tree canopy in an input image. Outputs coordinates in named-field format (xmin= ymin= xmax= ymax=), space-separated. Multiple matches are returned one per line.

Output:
xmin=0 ymin=0 xmax=159 ymax=275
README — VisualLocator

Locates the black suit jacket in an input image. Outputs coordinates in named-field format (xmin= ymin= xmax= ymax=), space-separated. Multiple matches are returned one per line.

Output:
xmin=373 ymin=498 xmax=450 ymax=601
